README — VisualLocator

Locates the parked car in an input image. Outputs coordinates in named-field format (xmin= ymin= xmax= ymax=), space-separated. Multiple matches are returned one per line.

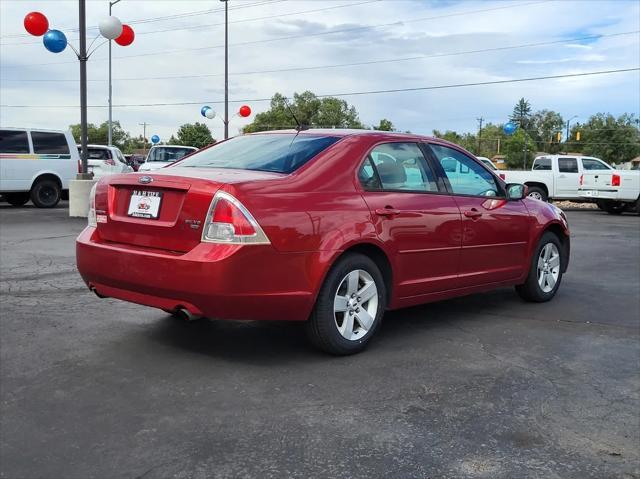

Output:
xmin=78 ymin=145 xmax=133 ymax=179
xmin=499 ymin=154 xmax=614 ymax=201
xmin=77 ymin=130 xmax=570 ymax=355
xmin=477 ymin=156 xmax=498 ymax=170
xmin=579 ymin=169 xmax=640 ymax=214
xmin=0 ymin=127 xmax=79 ymax=207
xmin=138 ymin=145 xmax=197 ymax=171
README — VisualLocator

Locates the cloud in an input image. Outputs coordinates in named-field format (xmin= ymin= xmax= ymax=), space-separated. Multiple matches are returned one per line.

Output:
xmin=0 ymin=0 xmax=638 ymax=141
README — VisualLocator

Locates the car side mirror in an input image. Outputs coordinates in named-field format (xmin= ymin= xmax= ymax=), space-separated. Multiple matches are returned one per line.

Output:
xmin=506 ymin=183 xmax=527 ymax=200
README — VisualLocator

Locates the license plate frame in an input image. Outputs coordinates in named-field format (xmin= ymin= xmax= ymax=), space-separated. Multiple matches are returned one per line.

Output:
xmin=127 ymin=190 xmax=163 ymax=219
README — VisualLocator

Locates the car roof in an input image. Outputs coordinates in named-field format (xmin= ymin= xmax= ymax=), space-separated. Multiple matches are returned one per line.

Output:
xmin=247 ymin=128 xmax=437 ymax=140
xmin=2 ymin=127 xmax=68 ymax=134
xmin=150 ymin=144 xmax=197 ymax=149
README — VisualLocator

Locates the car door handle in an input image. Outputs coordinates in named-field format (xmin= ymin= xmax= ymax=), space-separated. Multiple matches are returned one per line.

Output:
xmin=464 ymin=209 xmax=482 ymax=219
xmin=558 ymin=174 xmax=566 ymax=178
xmin=375 ymin=207 xmax=401 ymax=217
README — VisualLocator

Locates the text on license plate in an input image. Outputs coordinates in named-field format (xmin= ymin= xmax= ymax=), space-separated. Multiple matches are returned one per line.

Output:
xmin=127 ymin=190 xmax=163 ymax=219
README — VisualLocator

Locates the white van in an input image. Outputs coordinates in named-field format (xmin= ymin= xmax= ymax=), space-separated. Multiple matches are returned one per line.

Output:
xmin=138 ymin=145 xmax=197 ymax=171
xmin=0 ymin=128 xmax=79 ymax=208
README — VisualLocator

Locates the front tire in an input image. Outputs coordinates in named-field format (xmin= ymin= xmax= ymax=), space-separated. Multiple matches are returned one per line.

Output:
xmin=516 ymin=232 xmax=564 ymax=302
xmin=4 ymin=193 xmax=30 ymax=206
xmin=30 ymin=179 xmax=61 ymax=208
xmin=306 ymin=253 xmax=386 ymax=355
xmin=526 ymin=186 xmax=548 ymax=202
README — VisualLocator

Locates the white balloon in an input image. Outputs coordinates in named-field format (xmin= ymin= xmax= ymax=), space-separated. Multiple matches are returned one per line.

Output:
xmin=205 ymin=108 xmax=216 ymax=119
xmin=99 ymin=16 xmax=123 ymax=40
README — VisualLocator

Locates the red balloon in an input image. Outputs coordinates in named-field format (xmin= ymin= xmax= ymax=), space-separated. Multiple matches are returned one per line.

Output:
xmin=115 ymin=24 xmax=134 ymax=46
xmin=24 ymin=12 xmax=49 ymax=37
xmin=239 ymin=105 xmax=251 ymax=118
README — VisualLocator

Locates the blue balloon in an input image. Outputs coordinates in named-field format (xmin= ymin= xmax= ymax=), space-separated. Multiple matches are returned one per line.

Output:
xmin=43 ymin=29 xmax=67 ymax=53
xmin=151 ymin=135 xmax=160 ymax=144
xmin=503 ymin=122 xmax=518 ymax=135
xmin=201 ymin=106 xmax=211 ymax=117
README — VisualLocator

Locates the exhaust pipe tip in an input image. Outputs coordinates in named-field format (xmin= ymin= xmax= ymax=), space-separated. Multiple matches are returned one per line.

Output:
xmin=90 ymin=286 xmax=107 ymax=299
xmin=174 ymin=307 xmax=202 ymax=321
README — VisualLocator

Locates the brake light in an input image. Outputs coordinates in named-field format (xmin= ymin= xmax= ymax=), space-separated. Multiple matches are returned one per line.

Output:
xmin=103 ymin=158 xmax=116 ymax=166
xmin=88 ymin=183 xmax=97 ymax=227
xmin=612 ymin=174 xmax=621 ymax=186
xmin=499 ymin=173 xmax=506 ymax=180
xmin=579 ymin=174 xmax=583 ymax=186
xmin=202 ymin=191 xmax=270 ymax=244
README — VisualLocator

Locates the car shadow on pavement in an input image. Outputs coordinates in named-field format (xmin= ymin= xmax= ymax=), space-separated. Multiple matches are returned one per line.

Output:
xmin=143 ymin=288 xmax=518 ymax=363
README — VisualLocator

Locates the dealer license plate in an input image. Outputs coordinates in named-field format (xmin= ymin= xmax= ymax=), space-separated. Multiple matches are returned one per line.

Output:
xmin=127 ymin=190 xmax=163 ymax=219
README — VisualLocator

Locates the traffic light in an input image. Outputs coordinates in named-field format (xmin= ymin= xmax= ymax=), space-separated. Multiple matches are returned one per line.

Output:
xmin=556 ymin=132 xmax=562 ymax=142
xmin=576 ymin=131 xmax=581 ymax=141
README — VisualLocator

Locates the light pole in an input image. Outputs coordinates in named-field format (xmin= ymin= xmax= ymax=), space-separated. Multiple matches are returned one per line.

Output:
xmin=221 ymin=0 xmax=229 ymax=139
xmin=566 ymin=115 xmax=578 ymax=143
xmin=108 ymin=0 xmax=122 ymax=147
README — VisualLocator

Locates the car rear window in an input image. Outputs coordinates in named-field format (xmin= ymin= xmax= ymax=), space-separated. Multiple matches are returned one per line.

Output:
xmin=0 ymin=130 xmax=30 ymax=154
xmin=31 ymin=132 xmax=70 ymax=154
xmin=148 ymin=147 xmax=196 ymax=162
xmin=177 ymin=134 xmax=341 ymax=173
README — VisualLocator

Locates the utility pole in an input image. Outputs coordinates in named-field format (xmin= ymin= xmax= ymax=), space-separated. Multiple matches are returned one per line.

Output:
xmin=108 ymin=0 xmax=122 ymax=146
xmin=476 ymin=117 xmax=484 ymax=154
xmin=221 ymin=0 xmax=229 ymax=139
xmin=139 ymin=122 xmax=149 ymax=157
xmin=78 ymin=0 xmax=90 ymax=178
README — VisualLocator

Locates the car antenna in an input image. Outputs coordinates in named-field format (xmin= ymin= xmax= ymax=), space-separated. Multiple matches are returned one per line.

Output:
xmin=284 ymin=97 xmax=308 ymax=132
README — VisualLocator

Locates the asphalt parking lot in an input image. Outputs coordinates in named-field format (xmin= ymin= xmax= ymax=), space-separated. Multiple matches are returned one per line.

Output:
xmin=1 ymin=203 xmax=638 ymax=479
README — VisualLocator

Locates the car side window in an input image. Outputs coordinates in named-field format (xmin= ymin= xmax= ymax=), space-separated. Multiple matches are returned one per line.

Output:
xmin=0 ymin=130 xmax=30 ymax=153
xmin=428 ymin=144 xmax=500 ymax=197
xmin=359 ymin=143 xmax=438 ymax=192
xmin=31 ymin=132 xmax=70 ymax=155
xmin=582 ymin=158 xmax=611 ymax=170
xmin=558 ymin=158 xmax=578 ymax=173
xmin=532 ymin=157 xmax=552 ymax=170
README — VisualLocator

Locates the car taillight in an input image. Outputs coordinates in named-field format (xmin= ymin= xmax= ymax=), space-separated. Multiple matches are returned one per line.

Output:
xmin=88 ymin=183 xmax=97 ymax=227
xmin=612 ymin=174 xmax=621 ymax=186
xmin=103 ymin=158 xmax=116 ymax=166
xmin=579 ymin=174 xmax=583 ymax=186
xmin=202 ymin=191 xmax=270 ymax=244
xmin=499 ymin=173 xmax=506 ymax=180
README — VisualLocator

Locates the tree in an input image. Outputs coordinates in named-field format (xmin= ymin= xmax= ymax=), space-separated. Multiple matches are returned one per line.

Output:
xmin=530 ymin=110 xmax=564 ymax=153
xmin=432 ymin=129 xmax=477 ymax=154
xmin=170 ymin=122 xmax=215 ymax=149
xmin=510 ymin=98 xmax=533 ymax=131
xmin=503 ymin=128 xmax=535 ymax=169
xmin=70 ymin=121 xmax=131 ymax=151
xmin=374 ymin=119 xmax=395 ymax=131
xmin=243 ymin=91 xmax=364 ymax=132
xmin=569 ymin=113 xmax=640 ymax=164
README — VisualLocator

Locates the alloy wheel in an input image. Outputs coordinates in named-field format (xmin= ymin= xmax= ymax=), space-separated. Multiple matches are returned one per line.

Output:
xmin=333 ymin=269 xmax=378 ymax=341
xmin=537 ymin=243 xmax=560 ymax=293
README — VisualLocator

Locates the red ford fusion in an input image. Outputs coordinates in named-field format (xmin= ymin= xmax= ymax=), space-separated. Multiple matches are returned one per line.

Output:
xmin=76 ymin=130 xmax=570 ymax=354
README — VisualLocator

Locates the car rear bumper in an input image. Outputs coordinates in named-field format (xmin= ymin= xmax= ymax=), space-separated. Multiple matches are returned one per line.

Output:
xmin=76 ymin=227 xmax=327 ymax=321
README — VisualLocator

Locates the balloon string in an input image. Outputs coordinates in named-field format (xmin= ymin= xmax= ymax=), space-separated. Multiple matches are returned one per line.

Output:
xmin=86 ymin=32 xmax=102 ymax=54
xmin=67 ymin=42 xmax=80 ymax=59
xmin=88 ymin=39 xmax=109 ymax=58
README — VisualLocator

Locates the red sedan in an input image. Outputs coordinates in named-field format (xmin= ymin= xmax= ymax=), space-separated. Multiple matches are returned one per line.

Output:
xmin=77 ymin=130 xmax=570 ymax=354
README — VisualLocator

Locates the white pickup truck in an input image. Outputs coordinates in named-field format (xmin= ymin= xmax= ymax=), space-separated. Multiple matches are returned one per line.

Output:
xmin=499 ymin=154 xmax=614 ymax=202
xmin=579 ymin=170 xmax=640 ymax=215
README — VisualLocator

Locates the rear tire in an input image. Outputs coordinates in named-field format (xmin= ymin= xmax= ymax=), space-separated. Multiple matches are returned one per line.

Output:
xmin=526 ymin=186 xmax=548 ymax=202
xmin=4 ymin=193 xmax=30 ymax=206
xmin=601 ymin=200 xmax=626 ymax=215
xmin=516 ymin=232 xmax=564 ymax=302
xmin=30 ymin=179 xmax=61 ymax=208
xmin=306 ymin=253 xmax=386 ymax=355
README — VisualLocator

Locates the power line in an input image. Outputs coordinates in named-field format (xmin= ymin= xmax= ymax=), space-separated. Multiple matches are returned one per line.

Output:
xmin=3 ymin=0 xmax=550 ymax=67
xmin=4 ymin=30 xmax=636 ymax=83
xmin=2 ymin=67 xmax=637 ymax=109
xmin=1 ymin=0 xmax=382 ymax=46
xmin=0 ymin=0 xmax=288 ymax=40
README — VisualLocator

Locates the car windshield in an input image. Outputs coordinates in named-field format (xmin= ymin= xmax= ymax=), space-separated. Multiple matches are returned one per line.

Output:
xmin=148 ymin=147 xmax=195 ymax=162
xmin=177 ymin=134 xmax=341 ymax=173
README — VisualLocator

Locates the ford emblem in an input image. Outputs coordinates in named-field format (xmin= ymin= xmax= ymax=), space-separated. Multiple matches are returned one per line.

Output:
xmin=139 ymin=176 xmax=153 ymax=184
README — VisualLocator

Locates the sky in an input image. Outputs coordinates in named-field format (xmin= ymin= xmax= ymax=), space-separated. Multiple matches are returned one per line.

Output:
xmin=1 ymin=0 xmax=639 ymax=143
